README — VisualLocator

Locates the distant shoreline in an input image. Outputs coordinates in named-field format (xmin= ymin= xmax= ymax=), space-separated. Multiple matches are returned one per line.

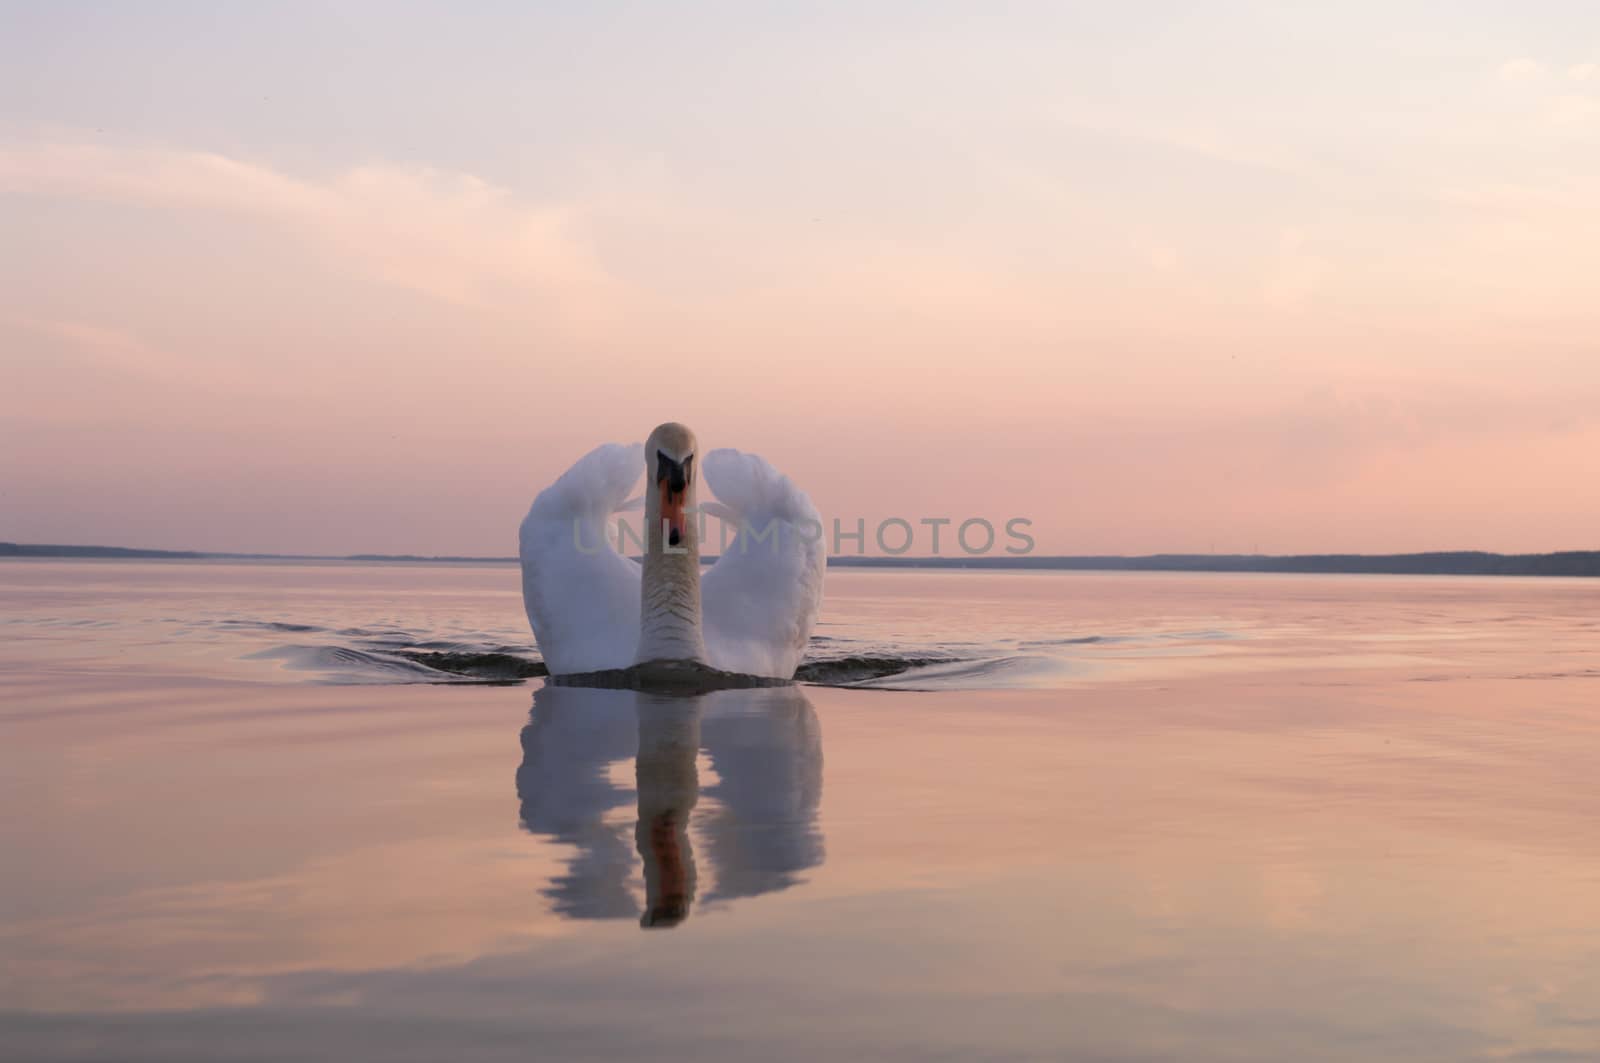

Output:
xmin=4 ymin=542 xmax=1598 ymax=577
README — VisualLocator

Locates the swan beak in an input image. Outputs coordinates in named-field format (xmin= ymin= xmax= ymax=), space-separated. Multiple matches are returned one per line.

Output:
xmin=655 ymin=451 xmax=692 ymax=548
xmin=659 ymin=482 xmax=686 ymax=547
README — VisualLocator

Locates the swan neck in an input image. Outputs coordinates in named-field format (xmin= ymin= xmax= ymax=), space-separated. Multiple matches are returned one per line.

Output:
xmin=637 ymin=487 xmax=705 ymax=664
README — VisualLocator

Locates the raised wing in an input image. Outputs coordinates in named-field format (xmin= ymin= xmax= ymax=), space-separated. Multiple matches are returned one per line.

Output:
xmin=700 ymin=448 xmax=826 ymax=679
xmin=518 ymin=442 xmax=643 ymax=674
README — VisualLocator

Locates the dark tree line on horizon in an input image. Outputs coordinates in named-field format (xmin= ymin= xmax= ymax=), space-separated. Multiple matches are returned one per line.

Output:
xmin=826 ymin=550 xmax=1600 ymax=576
xmin=4 ymin=542 xmax=1600 ymax=577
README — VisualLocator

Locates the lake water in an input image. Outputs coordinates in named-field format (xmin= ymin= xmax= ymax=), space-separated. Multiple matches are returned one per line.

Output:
xmin=3 ymin=560 xmax=1599 ymax=1061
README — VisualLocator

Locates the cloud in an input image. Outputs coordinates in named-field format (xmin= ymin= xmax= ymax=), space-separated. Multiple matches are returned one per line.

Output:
xmin=1546 ymin=94 xmax=1600 ymax=129
xmin=0 ymin=139 xmax=620 ymax=321
xmin=0 ymin=314 xmax=169 ymax=371
xmin=1052 ymin=109 xmax=1333 ymax=186
xmin=1260 ymin=226 xmax=1327 ymax=309
xmin=1486 ymin=58 xmax=1599 ymax=133
xmin=1496 ymin=57 xmax=1546 ymax=82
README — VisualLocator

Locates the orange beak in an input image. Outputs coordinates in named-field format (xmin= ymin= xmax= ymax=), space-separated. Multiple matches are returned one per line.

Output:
xmin=655 ymin=450 xmax=692 ymax=548
xmin=659 ymin=481 xmax=686 ymax=548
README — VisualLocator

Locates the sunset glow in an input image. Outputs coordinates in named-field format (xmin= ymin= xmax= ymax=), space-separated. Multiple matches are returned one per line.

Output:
xmin=4 ymin=4 xmax=1598 ymax=555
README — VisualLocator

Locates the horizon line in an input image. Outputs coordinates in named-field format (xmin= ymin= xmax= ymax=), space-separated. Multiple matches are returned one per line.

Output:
xmin=3 ymin=542 xmax=1599 ymax=577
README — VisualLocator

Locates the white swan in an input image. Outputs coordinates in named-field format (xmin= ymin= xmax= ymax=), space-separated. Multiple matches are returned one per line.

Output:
xmin=519 ymin=423 xmax=825 ymax=680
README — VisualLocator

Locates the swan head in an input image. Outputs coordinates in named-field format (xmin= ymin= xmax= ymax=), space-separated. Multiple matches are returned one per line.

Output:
xmin=645 ymin=422 xmax=697 ymax=548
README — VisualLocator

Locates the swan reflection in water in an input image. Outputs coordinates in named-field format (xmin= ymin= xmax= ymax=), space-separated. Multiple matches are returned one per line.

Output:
xmin=516 ymin=682 xmax=823 ymax=928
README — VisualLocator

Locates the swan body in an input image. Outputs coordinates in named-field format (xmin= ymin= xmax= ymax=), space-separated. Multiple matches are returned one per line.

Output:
xmin=519 ymin=424 xmax=825 ymax=680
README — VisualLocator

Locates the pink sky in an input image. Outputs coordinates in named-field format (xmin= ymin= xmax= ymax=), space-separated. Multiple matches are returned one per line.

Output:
xmin=3 ymin=4 xmax=1598 ymax=555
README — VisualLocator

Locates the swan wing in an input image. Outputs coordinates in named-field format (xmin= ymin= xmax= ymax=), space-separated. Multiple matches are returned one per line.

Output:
xmin=518 ymin=442 xmax=643 ymax=674
xmin=701 ymin=448 xmax=826 ymax=678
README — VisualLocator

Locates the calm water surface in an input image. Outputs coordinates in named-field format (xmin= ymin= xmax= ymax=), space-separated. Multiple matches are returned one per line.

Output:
xmin=2 ymin=560 xmax=1598 ymax=1061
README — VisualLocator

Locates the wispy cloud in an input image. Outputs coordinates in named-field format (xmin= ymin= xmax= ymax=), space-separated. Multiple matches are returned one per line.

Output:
xmin=1489 ymin=56 xmax=1600 ymax=132
xmin=0 ymin=313 xmax=170 ymax=371
xmin=1546 ymin=93 xmax=1600 ymax=129
xmin=0 ymin=140 xmax=620 ymax=319
xmin=1496 ymin=57 xmax=1546 ymax=82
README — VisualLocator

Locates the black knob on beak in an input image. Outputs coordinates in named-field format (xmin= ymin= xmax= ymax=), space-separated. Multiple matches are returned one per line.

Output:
xmin=656 ymin=450 xmax=691 ymax=493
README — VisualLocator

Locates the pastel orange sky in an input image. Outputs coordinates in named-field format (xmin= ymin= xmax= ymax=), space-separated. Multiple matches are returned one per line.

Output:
xmin=3 ymin=3 xmax=1597 ymax=556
